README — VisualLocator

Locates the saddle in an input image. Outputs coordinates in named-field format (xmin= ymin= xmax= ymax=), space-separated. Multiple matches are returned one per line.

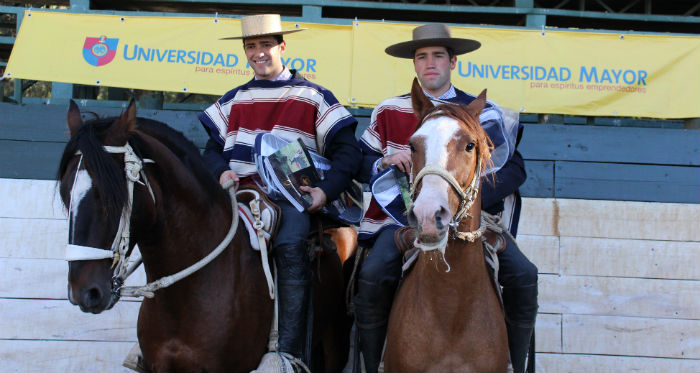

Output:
xmin=236 ymin=184 xmax=282 ymax=251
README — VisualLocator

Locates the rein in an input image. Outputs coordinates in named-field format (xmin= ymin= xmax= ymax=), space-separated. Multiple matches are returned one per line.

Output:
xmin=65 ymin=143 xmax=240 ymax=298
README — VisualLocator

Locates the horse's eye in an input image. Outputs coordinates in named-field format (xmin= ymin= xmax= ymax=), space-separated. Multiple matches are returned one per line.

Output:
xmin=409 ymin=143 xmax=416 ymax=153
xmin=465 ymin=143 xmax=475 ymax=152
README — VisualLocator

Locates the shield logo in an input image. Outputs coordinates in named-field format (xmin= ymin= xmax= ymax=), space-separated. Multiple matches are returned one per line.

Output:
xmin=83 ymin=36 xmax=119 ymax=67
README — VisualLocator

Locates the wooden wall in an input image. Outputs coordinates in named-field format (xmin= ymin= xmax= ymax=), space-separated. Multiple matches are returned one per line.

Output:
xmin=1 ymin=102 xmax=699 ymax=203
xmin=1 ymin=178 xmax=698 ymax=372
xmin=1 ymin=102 xmax=698 ymax=372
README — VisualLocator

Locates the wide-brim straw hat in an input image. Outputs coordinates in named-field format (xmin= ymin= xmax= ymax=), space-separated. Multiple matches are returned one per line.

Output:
xmin=385 ymin=24 xmax=481 ymax=58
xmin=221 ymin=14 xmax=306 ymax=40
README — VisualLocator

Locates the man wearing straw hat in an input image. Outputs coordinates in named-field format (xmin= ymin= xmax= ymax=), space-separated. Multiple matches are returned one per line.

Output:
xmin=355 ymin=23 xmax=538 ymax=373
xmin=199 ymin=14 xmax=360 ymax=373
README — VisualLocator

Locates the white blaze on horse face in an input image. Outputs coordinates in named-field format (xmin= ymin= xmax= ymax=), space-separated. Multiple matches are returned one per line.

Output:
xmin=411 ymin=116 xmax=461 ymax=237
xmin=70 ymin=169 xmax=93 ymax=239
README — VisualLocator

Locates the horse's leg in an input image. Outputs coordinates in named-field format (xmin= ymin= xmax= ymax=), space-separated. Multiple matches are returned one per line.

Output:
xmin=312 ymin=250 xmax=351 ymax=373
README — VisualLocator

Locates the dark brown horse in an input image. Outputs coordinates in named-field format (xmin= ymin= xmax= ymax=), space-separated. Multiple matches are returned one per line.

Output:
xmin=384 ymin=81 xmax=508 ymax=372
xmin=59 ymin=101 xmax=349 ymax=372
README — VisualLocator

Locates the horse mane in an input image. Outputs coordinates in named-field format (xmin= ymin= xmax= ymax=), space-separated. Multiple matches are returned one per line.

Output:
xmin=58 ymin=115 xmax=225 ymax=221
xmin=419 ymin=103 xmax=495 ymax=175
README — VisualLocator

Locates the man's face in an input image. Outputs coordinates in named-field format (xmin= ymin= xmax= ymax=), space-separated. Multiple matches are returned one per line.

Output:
xmin=244 ymin=36 xmax=286 ymax=80
xmin=413 ymin=46 xmax=457 ymax=97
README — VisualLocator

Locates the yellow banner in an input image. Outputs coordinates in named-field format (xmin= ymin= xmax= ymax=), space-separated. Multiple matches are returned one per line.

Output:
xmin=5 ymin=12 xmax=700 ymax=118
xmin=3 ymin=11 xmax=352 ymax=102
xmin=351 ymin=22 xmax=700 ymax=118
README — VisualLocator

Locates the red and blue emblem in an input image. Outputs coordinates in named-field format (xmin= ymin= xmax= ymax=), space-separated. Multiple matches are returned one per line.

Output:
xmin=83 ymin=35 xmax=118 ymax=67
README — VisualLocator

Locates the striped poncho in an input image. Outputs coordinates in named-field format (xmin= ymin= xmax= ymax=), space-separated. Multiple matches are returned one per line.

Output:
xmin=199 ymin=71 xmax=356 ymax=180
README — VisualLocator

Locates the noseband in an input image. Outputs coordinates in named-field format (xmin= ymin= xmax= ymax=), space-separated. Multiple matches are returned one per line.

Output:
xmin=65 ymin=142 xmax=240 ymax=298
xmin=410 ymin=152 xmax=486 ymax=246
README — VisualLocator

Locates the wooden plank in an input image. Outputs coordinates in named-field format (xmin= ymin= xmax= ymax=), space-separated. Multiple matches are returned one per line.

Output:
xmin=556 ymin=199 xmax=700 ymax=241
xmin=563 ymin=314 xmax=700 ymax=359
xmin=0 ymin=178 xmax=66 ymax=219
xmin=0 ymin=258 xmax=147 ymax=299
xmin=0 ymin=218 xmax=67 ymax=259
xmin=560 ymin=237 xmax=700 ymax=280
xmin=519 ymin=198 xmax=558 ymax=236
xmin=539 ymin=274 xmax=700 ymax=319
xmin=520 ymin=160 xmax=554 ymax=198
xmin=0 ymin=340 xmax=134 ymax=373
xmin=0 ymin=102 xmax=207 ymax=147
xmin=535 ymin=313 xmax=562 ymax=353
xmin=0 ymin=298 xmax=138 ymax=341
xmin=0 ymin=102 xmax=73 ymax=142
xmin=355 ymin=116 xmax=371 ymax=139
xmin=517 ymin=234 xmax=559 ymax=274
xmin=537 ymin=353 xmax=700 ymax=373
xmin=0 ymin=140 xmax=66 ymax=180
xmin=519 ymin=124 xmax=700 ymax=166
xmin=555 ymin=161 xmax=700 ymax=203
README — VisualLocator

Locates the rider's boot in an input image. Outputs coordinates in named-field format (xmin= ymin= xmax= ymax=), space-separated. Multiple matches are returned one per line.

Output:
xmin=503 ymin=284 xmax=538 ymax=373
xmin=353 ymin=279 xmax=396 ymax=373
xmin=253 ymin=279 xmax=311 ymax=373
xmin=277 ymin=280 xmax=311 ymax=361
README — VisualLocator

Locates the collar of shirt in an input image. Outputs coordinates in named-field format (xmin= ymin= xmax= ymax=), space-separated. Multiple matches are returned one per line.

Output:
xmin=254 ymin=66 xmax=292 ymax=81
xmin=422 ymin=84 xmax=456 ymax=100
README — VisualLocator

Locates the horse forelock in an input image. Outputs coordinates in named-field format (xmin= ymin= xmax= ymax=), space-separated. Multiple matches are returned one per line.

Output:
xmin=58 ymin=117 xmax=128 ymax=223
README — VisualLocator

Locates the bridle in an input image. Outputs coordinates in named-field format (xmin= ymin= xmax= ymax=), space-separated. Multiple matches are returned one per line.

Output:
xmin=65 ymin=142 xmax=240 ymax=298
xmin=409 ymin=115 xmax=487 ymax=254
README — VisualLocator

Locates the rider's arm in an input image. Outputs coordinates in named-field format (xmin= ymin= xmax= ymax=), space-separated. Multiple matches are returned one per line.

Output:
xmin=202 ymin=137 xmax=231 ymax=181
xmin=316 ymin=124 xmax=362 ymax=202
xmin=481 ymin=149 xmax=526 ymax=211
xmin=356 ymin=149 xmax=382 ymax=184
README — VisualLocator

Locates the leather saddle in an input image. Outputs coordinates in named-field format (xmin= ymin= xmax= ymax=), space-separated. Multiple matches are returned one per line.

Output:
xmin=236 ymin=184 xmax=282 ymax=251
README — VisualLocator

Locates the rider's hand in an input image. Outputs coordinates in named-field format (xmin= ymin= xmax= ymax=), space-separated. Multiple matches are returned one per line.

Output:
xmin=381 ymin=150 xmax=412 ymax=173
xmin=300 ymin=186 xmax=327 ymax=213
xmin=219 ymin=170 xmax=239 ymax=187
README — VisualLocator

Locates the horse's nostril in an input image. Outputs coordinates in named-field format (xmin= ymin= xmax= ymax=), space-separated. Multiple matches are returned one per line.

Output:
xmin=83 ymin=287 xmax=103 ymax=308
xmin=435 ymin=207 xmax=449 ymax=230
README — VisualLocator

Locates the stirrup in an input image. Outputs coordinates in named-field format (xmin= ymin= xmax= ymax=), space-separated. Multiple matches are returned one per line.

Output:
xmin=122 ymin=343 xmax=148 ymax=373
xmin=251 ymin=351 xmax=311 ymax=373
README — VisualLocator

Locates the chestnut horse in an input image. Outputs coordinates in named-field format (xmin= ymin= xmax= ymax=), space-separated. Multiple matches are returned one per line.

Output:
xmin=59 ymin=101 xmax=349 ymax=372
xmin=384 ymin=80 xmax=509 ymax=372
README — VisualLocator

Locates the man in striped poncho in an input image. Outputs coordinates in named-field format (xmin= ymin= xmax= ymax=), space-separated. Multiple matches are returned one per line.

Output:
xmin=354 ymin=24 xmax=538 ymax=373
xmin=199 ymin=14 xmax=360 ymax=372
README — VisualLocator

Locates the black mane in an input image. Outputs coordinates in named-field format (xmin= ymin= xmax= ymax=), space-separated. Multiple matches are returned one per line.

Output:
xmin=58 ymin=115 xmax=225 ymax=221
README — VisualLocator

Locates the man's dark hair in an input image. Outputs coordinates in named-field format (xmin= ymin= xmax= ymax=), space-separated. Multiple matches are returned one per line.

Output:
xmin=242 ymin=34 xmax=284 ymax=46
xmin=413 ymin=46 xmax=455 ymax=59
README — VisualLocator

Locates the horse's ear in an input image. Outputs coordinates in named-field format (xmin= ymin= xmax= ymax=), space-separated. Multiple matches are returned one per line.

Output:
xmin=465 ymin=89 xmax=487 ymax=118
xmin=411 ymin=78 xmax=434 ymax=123
xmin=109 ymin=99 xmax=138 ymax=143
xmin=120 ymin=99 xmax=137 ymax=128
xmin=67 ymin=100 xmax=83 ymax=136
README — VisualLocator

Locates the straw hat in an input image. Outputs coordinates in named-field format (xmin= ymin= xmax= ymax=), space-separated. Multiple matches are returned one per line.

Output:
xmin=221 ymin=14 xmax=306 ymax=40
xmin=385 ymin=24 xmax=481 ymax=59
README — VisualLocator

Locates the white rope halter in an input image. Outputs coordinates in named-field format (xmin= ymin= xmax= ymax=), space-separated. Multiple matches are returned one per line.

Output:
xmin=409 ymin=154 xmax=485 ymax=255
xmin=65 ymin=143 xmax=240 ymax=298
